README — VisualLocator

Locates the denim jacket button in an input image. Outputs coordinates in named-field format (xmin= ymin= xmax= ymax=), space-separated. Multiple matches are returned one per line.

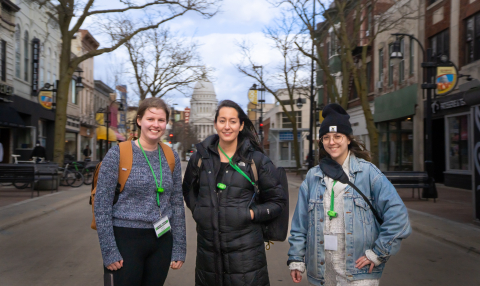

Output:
xmin=320 ymin=195 xmax=323 ymax=200
xmin=320 ymin=240 xmax=324 ymax=244
xmin=320 ymin=219 xmax=324 ymax=222
xmin=320 ymin=261 xmax=324 ymax=265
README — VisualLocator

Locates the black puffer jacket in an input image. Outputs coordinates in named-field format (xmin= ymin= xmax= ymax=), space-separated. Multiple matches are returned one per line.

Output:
xmin=183 ymin=135 xmax=286 ymax=286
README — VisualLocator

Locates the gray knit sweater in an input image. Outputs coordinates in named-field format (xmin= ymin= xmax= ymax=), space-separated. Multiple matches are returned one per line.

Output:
xmin=94 ymin=141 xmax=186 ymax=267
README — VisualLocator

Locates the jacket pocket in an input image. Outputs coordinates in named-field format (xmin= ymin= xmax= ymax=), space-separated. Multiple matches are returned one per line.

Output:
xmin=354 ymin=198 xmax=373 ymax=225
xmin=308 ymin=202 xmax=315 ymax=226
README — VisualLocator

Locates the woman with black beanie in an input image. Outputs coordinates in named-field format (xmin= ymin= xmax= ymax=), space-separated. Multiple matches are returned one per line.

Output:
xmin=287 ymin=103 xmax=411 ymax=285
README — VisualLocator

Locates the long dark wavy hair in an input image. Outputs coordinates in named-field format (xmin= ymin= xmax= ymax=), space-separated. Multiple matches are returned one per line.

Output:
xmin=318 ymin=134 xmax=371 ymax=162
xmin=214 ymin=100 xmax=264 ymax=154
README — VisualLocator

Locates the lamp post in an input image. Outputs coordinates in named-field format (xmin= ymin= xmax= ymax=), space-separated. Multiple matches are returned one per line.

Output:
xmin=308 ymin=0 xmax=316 ymax=170
xmin=390 ymin=33 xmax=440 ymax=198
xmin=249 ymin=80 xmax=266 ymax=147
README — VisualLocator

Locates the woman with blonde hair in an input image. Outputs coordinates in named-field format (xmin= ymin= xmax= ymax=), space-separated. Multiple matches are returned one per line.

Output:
xmin=95 ymin=97 xmax=186 ymax=286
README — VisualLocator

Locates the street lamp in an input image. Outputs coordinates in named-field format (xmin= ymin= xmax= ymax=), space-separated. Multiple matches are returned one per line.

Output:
xmin=296 ymin=97 xmax=304 ymax=109
xmin=390 ymin=36 xmax=403 ymax=66
xmin=75 ymin=70 xmax=84 ymax=93
xmin=390 ymin=33 xmax=439 ymax=199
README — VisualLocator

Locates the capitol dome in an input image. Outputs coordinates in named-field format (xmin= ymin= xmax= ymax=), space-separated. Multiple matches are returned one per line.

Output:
xmin=190 ymin=77 xmax=218 ymax=141
xmin=192 ymin=79 xmax=216 ymax=99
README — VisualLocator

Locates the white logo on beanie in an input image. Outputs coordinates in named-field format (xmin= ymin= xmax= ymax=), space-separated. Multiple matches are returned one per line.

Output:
xmin=329 ymin=126 xmax=337 ymax=132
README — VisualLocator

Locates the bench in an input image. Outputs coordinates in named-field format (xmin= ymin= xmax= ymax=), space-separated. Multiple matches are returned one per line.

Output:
xmin=0 ymin=164 xmax=37 ymax=197
xmin=383 ymin=171 xmax=432 ymax=201
xmin=35 ymin=163 xmax=59 ymax=191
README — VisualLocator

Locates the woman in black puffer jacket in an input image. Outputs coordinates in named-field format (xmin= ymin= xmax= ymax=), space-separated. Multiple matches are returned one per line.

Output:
xmin=182 ymin=100 xmax=286 ymax=286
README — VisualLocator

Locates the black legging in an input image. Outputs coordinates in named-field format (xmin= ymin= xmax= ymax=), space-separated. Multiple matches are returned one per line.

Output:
xmin=103 ymin=226 xmax=173 ymax=286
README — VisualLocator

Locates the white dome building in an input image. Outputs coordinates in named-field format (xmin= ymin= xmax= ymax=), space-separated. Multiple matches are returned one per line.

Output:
xmin=190 ymin=78 xmax=218 ymax=141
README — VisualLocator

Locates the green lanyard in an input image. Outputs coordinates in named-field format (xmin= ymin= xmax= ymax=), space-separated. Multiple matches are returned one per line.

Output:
xmin=138 ymin=139 xmax=163 ymax=207
xmin=218 ymin=145 xmax=255 ymax=188
xmin=327 ymin=181 xmax=338 ymax=220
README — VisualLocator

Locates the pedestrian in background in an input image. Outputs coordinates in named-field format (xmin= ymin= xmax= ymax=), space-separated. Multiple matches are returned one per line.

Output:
xmin=182 ymin=100 xmax=286 ymax=286
xmin=30 ymin=141 xmax=47 ymax=162
xmin=83 ymin=144 xmax=92 ymax=161
xmin=287 ymin=103 xmax=411 ymax=286
xmin=94 ymin=97 xmax=186 ymax=286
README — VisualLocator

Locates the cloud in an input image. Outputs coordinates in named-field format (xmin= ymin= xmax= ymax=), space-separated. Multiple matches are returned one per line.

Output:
xmin=93 ymin=0 xmax=291 ymax=111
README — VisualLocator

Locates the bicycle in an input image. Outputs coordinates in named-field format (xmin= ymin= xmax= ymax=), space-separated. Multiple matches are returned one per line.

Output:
xmin=69 ymin=161 xmax=95 ymax=185
xmin=59 ymin=163 xmax=84 ymax=188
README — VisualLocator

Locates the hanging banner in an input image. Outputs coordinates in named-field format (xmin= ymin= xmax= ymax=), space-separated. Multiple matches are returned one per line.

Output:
xmin=38 ymin=90 xmax=53 ymax=110
xmin=31 ymin=38 xmax=40 ymax=96
xmin=436 ymin=66 xmax=457 ymax=96
xmin=248 ymin=89 xmax=258 ymax=105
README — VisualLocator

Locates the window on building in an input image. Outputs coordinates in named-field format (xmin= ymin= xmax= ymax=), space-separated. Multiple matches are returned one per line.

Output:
xmin=366 ymin=61 xmax=372 ymax=93
xmin=16 ymin=126 xmax=36 ymax=149
xmin=447 ymin=114 xmax=470 ymax=170
xmin=330 ymin=31 xmax=336 ymax=56
xmin=24 ymin=31 xmax=29 ymax=81
xmin=466 ymin=13 xmax=480 ymax=64
xmin=38 ymin=120 xmax=47 ymax=148
xmin=430 ymin=29 xmax=449 ymax=59
xmin=399 ymin=37 xmax=405 ymax=82
xmin=1 ymin=40 xmax=6 ymax=82
xmin=15 ymin=25 xmax=21 ymax=78
xmin=377 ymin=118 xmax=413 ymax=171
xmin=379 ymin=48 xmax=384 ymax=84
xmin=410 ymin=37 xmax=414 ymax=75
xmin=71 ymin=78 xmax=77 ymax=104
xmin=388 ymin=44 xmax=393 ymax=86
xmin=281 ymin=111 xmax=302 ymax=129
xmin=367 ymin=6 xmax=372 ymax=37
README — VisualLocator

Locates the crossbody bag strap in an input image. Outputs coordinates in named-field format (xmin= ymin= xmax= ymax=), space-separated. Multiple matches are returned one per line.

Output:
xmin=347 ymin=182 xmax=384 ymax=225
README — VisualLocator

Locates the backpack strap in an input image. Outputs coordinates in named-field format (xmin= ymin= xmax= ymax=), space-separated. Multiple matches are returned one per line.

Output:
xmin=159 ymin=142 xmax=175 ymax=174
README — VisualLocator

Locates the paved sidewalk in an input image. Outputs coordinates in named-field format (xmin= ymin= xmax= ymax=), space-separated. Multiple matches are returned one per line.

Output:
xmin=0 ymin=185 xmax=90 ymax=232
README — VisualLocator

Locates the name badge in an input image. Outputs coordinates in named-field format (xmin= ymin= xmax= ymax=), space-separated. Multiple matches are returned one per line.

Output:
xmin=153 ymin=216 xmax=171 ymax=238
xmin=324 ymin=235 xmax=338 ymax=251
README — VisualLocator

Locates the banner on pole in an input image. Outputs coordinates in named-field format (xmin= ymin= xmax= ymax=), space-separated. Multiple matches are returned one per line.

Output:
xmin=436 ymin=66 xmax=457 ymax=95
xmin=38 ymin=90 xmax=53 ymax=110
xmin=248 ymin=89 xmax=258 ymax=105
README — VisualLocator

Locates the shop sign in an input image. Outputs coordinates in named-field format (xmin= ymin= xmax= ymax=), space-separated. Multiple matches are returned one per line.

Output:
xmin=436 ymin=66 xmax=458 ymax=96
xmin=0 ymin=83 xmax=14 ymax=96
xmin=39 ymin=90 xmax=53 ymax=110
xmin=31 ymin=38 xmax=40 ymax=95
xmin=248 ymin=89 xmax=258 ymax=105
xmin=184 ymin=107 xmax=190 ymax=123
xmin=432 ymin=99 xmax=466 ymax=114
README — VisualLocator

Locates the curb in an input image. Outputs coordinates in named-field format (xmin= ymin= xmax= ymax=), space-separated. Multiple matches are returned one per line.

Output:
xmin=408 ymin=209 xmax=480 ymax=257
xmin=0 ymin=191 xmax=90 ymax=232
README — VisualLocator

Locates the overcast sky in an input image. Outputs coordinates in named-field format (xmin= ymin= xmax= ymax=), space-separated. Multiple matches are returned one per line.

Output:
xmin=92 ymin=0 xmax=291 ymax=111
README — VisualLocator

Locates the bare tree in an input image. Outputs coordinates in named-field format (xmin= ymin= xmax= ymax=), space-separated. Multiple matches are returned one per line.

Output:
xmin=236 ymin=13 xmax=310 ymax=170
xmin=105 ymin=17 xmax=211 ymax=102
xmin=34 ymin=0 xmax=221 ymax=165
xmin=274 ymin=0 xmax=418 ymax=165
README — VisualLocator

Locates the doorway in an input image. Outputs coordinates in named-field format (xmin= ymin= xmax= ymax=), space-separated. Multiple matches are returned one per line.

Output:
xmin=0 ymin=128 xmax=11 ymax=163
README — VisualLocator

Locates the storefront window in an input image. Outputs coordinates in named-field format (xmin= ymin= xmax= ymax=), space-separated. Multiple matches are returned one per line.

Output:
xmin=280 ymin=142 xmax=289 ymax=160
xmin=64 ymin=132 xmax=77 ymax=162
xmin=377 ymin=118 xmax=413 ymax=171
xmin=16 ymin=126 xmax=36 ymax=149
xmin=447 ymin=115 xmax=469 ymax=170
xmin=38 ymin=120 xmax=47 ymax=148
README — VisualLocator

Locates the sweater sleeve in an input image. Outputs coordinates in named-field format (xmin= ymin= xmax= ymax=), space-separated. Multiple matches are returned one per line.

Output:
xmin=169 ymin=151 xmax=187 ymax=262
xmin=94 ymin=145 xmax=123 ymax=267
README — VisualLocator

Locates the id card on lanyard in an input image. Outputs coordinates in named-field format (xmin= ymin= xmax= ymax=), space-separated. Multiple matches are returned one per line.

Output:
xmin=138 ymin=139 xmax=171 ymax=238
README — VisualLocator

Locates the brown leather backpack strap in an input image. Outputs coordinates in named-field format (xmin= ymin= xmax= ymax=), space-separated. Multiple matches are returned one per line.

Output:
xmin=250 ymin=159 xmax=258 ymax=184
xmin=159 ymin=142 xmax=175 ymax=174
xmin=118 ymin=141 xmax=133 ymax=192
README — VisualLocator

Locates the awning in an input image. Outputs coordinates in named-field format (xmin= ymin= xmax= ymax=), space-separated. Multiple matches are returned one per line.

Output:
xmin=0 ymin=105 xmax=25 ymax=127
xmin=96 ymin=126 xmax=117 ymax=141
xmin=114 ymin=130 xmax=126 ymax=142
xmin=374 ymin=84 xmax=418 ymax=122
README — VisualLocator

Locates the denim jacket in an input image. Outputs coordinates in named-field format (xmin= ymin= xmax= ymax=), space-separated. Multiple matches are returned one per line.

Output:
xmin=288 ymin=155 xmax=411 ymax=285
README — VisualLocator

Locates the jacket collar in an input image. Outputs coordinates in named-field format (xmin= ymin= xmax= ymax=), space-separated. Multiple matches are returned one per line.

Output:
xmin=314 ymin=153 xmax=363 ymax=178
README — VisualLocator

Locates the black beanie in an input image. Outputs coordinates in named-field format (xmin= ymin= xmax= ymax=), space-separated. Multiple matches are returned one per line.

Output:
xmin=319 ymin=103 xmax=352 ymax=138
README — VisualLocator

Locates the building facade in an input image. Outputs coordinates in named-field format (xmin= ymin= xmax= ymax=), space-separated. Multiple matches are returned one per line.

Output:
xmin=93 ymin=80 xmax=114 ymax=160
xmin=0 ymin=0 xmax=61 ymax=162
xmin=189 ymin=78 xmax=218 ymax=141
